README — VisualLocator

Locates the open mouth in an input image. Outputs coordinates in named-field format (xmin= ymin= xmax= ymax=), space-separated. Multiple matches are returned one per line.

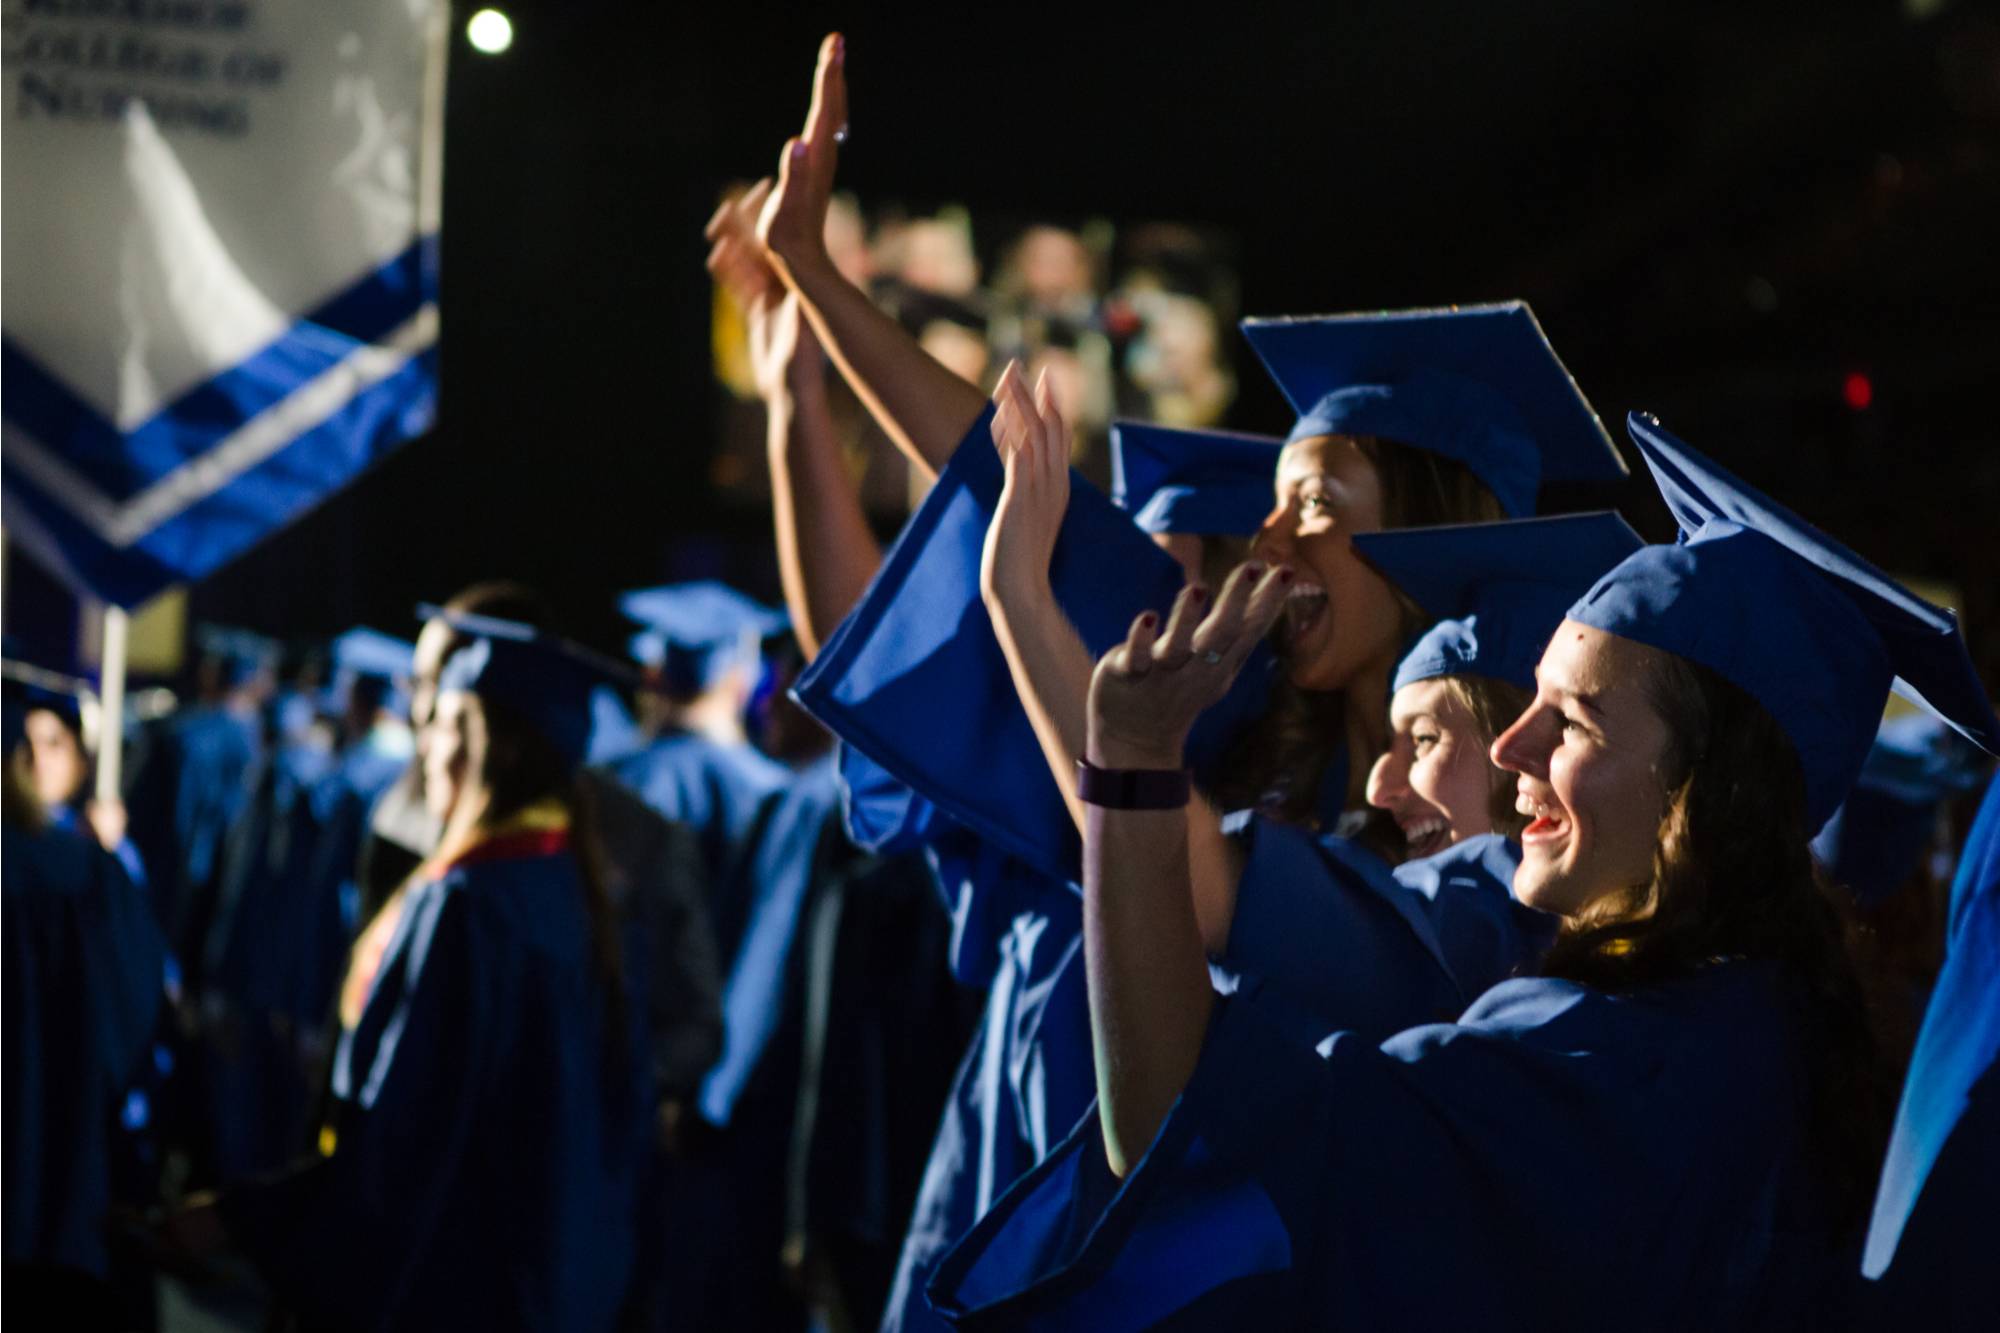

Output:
xmin=1515 ymin=789 xmax=1570 ymax=846
xmin=1399 ymin=814 xmax=1452 ymax=859
xmin=1281 ymin=581 xmax=1328 ymax=651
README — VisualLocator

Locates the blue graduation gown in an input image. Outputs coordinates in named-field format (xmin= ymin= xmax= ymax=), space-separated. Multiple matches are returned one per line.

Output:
xmin=648 ymin=758 xmax=849 ymax=1333
xmin=608 ymin=730 xmax=792 ymax=962
xmin=220 ymin=839 xmax=653 ymax=1332
xmin=881 ymin=822 xmax=1546 ymax=1333
xmin=699 ymin=754 xmax=842 ymax=1127
xmin=879 ymin=834 xmax=1094 ymax=1333
xmin=1858 ymin=768 xmax=2000 ymax=1327
xmin=798 ymin=410 xmax=1538 ymax=1330
xmin=4 ymin=818 xmax=166 ymax=1279
xmin=164 ymin=706 xmax=261 ymax=948
xmin=932 ymin=963 xmax=1836 ymax=1331
xmin=1222 ymin=823 xmax=1555 ymax=1029
xmin=794 ymin=406 xmax=1274 ymax=887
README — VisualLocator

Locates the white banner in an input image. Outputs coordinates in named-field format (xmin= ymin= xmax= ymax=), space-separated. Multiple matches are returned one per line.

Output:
xmin=2 ymin=0 xmax=447 ymax=607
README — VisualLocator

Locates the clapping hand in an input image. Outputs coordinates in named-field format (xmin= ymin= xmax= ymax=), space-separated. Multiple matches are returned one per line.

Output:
xmin=757 ymin=32 xmax=846 ymax=287
xmin=705 ymin=179 xmax=823 ymax=400
xmin=1087 ymin=561 xmax=1292 ymax=770
xmin=980 ymin=361 xmax=1072 ymax=607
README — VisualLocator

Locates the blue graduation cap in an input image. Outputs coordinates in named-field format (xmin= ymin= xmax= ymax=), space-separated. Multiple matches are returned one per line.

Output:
xmin=793 ymin=406 xmax=1276 ymax=882
xmin=193 ymin=624 xmax=279 ymax=687
xmin=1810 ymin=713 xmax=1991 ymax=908
xmin=1240 ymin=301 xmax=1626 ymax=519
xmin=1353 ymin=512 xmax=1643 ymax=695
xmin=1110 ymin=421 xmax=1283 ymax=537
xmin=419 ymin=606 xmax=636 ymax=769
xmin=619 ymin=582 xmax=789 ymax=695
xmin=1 ymin=658 xmax=90 ymax=739
xmin=322 ymin=627 xmax=415 ymax=720
xmin=585 ymin=685 xmax=644 ymax=765
xmin=1568 ymin=413 xmax=2000 ymax=830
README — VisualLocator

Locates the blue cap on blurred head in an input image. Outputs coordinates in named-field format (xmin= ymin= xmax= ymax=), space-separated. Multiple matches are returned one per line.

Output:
xmin=1240 ymin=301 xmax=1625 ymax=519
xmin=1110 ymin=421 xmax=1283 ymax=537
xmin=194 ymin=624 xmax=279 ymax=688
xmin=619 ymin=582 xmax=788 ymax=696
xmin=323 ymin=628 xmax=415 ymax=720
xmin=1810 ymin=713 xmax=1991 ymax=908
xmin=1355 ymin=512 xmax=1644 ymax=696
xmin=421 ymin=606 xmax=631 ymax=769
xmin=1567 ymin=413 xmax=2000 ymax=830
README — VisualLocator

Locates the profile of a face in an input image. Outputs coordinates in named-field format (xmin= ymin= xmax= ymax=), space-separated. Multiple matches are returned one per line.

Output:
xmin=1367 ymin=678 xmax=1497 ymax=859
xmin=1491 ymin=622 xmax=1675 ymax=917
xmin=422 ymin=690 xmax=476 ymax=826
xmin=1252 ymin=435 xmax=1402 ymax=693
xmin=25 ymin=709 xmax=88 ymax=810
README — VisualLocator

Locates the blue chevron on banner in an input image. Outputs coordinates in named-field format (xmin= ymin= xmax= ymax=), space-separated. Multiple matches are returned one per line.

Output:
xmin=0 ymin=2 xmax=449 ymax=609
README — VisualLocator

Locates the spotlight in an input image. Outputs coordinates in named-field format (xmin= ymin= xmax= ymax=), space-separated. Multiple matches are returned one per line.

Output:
xmin=467 ymin=9 xmax=513 ymax=55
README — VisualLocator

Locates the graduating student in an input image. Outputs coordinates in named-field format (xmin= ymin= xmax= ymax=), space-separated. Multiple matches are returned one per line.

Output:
xmin=12 ymin=665 xmax=148 ymax=886
xmin=705 ymin=185 xmax=988 ymax=1330
xmin=1217 ymin=511 xmax=1646 ymax=1028
xmin=123 ymin=626 xmax=275 ymax=961
xmin=737 ymin=39 xmax=1624 ymax=1330
xmin=361 ymin=586 xmax=725 ymax=1129
xmin=929 ymin=413 xmax=1998 ymax=1331
xmin=608 ymin=582 xmax=795 ymax=954
xmin=159 ymin=611 xmax=657 ymax=1332
xmin=4 ymin=679 xmax=168 ymax=1327
xmin=196 ymin=630 xmax=419 ymax=1184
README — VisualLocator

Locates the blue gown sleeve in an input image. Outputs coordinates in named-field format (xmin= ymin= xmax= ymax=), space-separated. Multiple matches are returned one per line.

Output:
xmin=1221 ymin=823 xmax=1555 ymax=1039
xmin=794 ymin=405 xmax=1276 ymax=885
xmin=1862 ymin=767 xmax=2000 ymax=1288
xmin=932 ymin=966 xmax=1825 ymax=1331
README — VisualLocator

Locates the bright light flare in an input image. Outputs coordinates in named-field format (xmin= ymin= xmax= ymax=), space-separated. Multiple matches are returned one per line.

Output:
xmin=467 ymin=9 xmax=514 ymax=55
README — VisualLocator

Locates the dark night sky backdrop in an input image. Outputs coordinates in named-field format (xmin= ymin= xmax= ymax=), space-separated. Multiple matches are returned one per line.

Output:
xmin=66 ymin=1 xmax=2000 ymax=682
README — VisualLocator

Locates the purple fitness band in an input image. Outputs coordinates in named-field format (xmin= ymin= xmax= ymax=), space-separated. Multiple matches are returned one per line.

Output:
xmin=1075 ymin=758 xmax=1192 ymax=810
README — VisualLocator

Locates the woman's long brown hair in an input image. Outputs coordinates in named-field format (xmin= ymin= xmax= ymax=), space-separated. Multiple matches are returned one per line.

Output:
xmin=1539 ymin=652 xmax=1894 ymax=1233
xmin=1213 ymin=436 xmax=1506 ymax=850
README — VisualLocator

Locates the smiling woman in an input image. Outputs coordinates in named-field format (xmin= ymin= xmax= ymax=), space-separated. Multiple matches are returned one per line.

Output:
xmin=927 ymin=414 xmax=1999 ymax=1331
xmin=1494 ymin=623 xmax=1674 ymax=918
xmin=1369 ymin=673 xmax=1529 ymax=855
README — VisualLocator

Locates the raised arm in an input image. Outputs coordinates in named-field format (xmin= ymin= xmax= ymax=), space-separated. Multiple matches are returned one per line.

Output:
xmin=706 ymin=180 xmax=877 ymax=660
xmin=1084 ymin=562 xmax=1291 ymax=1175
xmin=980 ymin=361 xmax=1096 ymax=834
xmin=755 ymin=33 xmax=987 ymax=481
xmin=981 ymin=367 xmax=1252 ymax=951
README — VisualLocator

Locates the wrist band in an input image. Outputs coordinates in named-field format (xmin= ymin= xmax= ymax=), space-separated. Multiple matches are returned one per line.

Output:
xmin=1076 ymin=758 xmax=1192 ymax=810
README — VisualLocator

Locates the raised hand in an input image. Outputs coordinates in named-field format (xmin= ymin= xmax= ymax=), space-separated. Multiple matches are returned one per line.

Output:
xmin=980 ymin=360 xmax=1073 ymax=607
xmin=705 ymin=179 xmax=823 ymax=399
xmin=1088 ymin=560 xmax=1292 ymax=769
xmin=757 ymin=32 xmax=847 ymax=286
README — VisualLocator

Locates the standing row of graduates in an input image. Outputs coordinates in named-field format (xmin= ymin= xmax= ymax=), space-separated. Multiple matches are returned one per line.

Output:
xmin=7 ymin=27 xmax=1997 ymax=1333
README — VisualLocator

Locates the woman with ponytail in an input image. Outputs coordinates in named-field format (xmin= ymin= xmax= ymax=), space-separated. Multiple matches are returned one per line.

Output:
xmin=159 ymin=613 xmax=654 ymax=1333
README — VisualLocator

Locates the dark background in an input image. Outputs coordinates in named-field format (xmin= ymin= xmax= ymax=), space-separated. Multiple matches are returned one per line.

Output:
xmin=67 ymin=1 xmax=2000 ymax=680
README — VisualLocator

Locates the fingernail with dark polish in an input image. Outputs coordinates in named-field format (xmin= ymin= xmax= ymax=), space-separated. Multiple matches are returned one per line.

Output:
xmin=1189 ymin=586 xmax=1208 ymax=603
xmin=1139 ymin=613 xmax=1157 ymax=628
xmin=1279 ymin=566 xmax=1295 ymax=583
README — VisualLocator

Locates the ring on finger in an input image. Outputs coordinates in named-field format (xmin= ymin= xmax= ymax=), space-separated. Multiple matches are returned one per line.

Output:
xmin=833 ymin=125 xmax=850 ymax=145
xmin=1201 ymin=650 xmax=1224 ymax=665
